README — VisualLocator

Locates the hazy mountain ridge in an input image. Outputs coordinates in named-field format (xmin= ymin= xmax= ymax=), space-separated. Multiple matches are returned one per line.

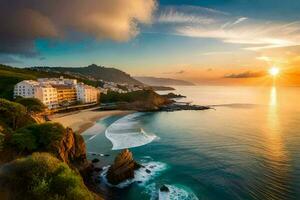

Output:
xmin=32 ymin=64 xmax=142 ymax=85
xmin=134 ymin=76 xmax=194 ymax=86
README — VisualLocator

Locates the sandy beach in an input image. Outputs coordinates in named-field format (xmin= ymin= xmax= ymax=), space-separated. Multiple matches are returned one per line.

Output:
xmin=50 ymin=107 xmax=133 ymax=134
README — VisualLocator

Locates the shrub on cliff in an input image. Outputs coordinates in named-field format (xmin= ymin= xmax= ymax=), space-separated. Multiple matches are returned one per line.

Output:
xmin=15 ymin=97 xmax=45 ymax=113
xmin=0 ymin=98 xmax=34 ymax=130
xmin=101 ymin=89 xmax=171 ymax=104
xmin=0 ymin=153 xmax=94 ymax=200
xmin=11 ymin=122 xmax=66 ymax=153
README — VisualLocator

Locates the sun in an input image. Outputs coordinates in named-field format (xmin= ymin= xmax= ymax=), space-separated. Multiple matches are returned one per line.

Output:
xmin=269 ymin=67 xmax=280 ymax=76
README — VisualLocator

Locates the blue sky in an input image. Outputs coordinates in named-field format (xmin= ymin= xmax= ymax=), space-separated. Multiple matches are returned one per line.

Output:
xmin=1 ymin=0 xmax=300 ymax=84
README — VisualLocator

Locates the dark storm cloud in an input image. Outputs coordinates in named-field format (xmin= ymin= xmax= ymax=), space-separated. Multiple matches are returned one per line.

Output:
xmin=0 ymin=0 xmax=157 ymax=56
xmin=224 ymin=71 xmax=266 ymax=78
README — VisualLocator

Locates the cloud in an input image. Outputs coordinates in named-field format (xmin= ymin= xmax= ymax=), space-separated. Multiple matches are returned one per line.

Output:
xmin=176 ymin=70 xmax=185 ymax=74
xmin=0 ymin=55 xmax=22 ymax=64
xmin=177 ymin=20 xmax=300 ymax=50
xmin=0 ymin=0 xmax=157 ymax=56
xmin=224 ymin=71 xmax=266 ymax=78
xmin=162 ymin=69 xmax=186 ymax=75
xmin=155 ymin=5 xmax=300 ymax=50
xmin=157 ymin=6 xmax=227 ymax=24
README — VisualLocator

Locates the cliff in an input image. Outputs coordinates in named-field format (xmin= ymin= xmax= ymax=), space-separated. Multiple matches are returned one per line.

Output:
xmin=54 ymin=127 xmax=89 ymax=170
xmin=101 ymin=89 xmax=173 ymax=111
xmin=106 ymin=149 xmax=140 ymax=185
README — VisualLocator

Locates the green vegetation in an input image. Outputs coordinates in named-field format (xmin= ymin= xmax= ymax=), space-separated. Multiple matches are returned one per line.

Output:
xmin=0 ymin=98 xmax=34 ymax=130
xmin=0 ymin=153 xmax=94 ymax=200
xmin=101 ymin=89 xmax=159 ymax=103
xmin=11 ymin=122 xmax=66 ymax=153
xmin=100 ymin=89 xmax=171 ymax=111
xmin=15 ymin=97 xmax=45 ymax=113
xmin=0 ymin=98 xmax=97 ymax=200
xmin=0 ymin=64 xmax=99 ymax=100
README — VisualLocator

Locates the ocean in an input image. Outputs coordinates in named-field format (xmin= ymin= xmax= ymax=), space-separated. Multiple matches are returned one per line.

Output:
xmin=83 ymin=86 xmax=300 ymax=200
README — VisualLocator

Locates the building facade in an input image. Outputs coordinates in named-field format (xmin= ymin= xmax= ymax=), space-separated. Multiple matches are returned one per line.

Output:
xmin=34 ymin=85 xmax=58 ymax=109
xmin=14 ymin=80 xmax=39 ymax=98
xmin=76 ymin=83 xmax=100 ymax=104
xmin=53 ymin=85 xmax=77 ymax=106
xmin=14 ymin=77 xmax=99 ymax=109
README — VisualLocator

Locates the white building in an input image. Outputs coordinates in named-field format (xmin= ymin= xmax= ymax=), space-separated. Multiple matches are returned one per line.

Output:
xmin=14 ymin=80 xmax=39 ymax=98
xmin=37 ymin=76 xmax=77 ymax=86
xmin=14 ymin=77 xmax=99 ymax=109
xmin=76 ymin=83 xmax=100 ymax=104
xmin=14 ymin=80 xmax=58 ymax=109
xmin=34 ymin=85 xmax=58 ymax=109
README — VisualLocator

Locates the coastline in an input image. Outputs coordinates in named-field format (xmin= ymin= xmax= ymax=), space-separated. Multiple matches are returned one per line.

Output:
xmin=49 ymin=107 xmax=134 ymax=134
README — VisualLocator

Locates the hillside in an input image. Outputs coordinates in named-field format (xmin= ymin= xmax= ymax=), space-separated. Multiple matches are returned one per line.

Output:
xmin=134 ymin=76 xmax=194 ymax=86
xmin=33 ymin=64 xmax=142 ymax=86
xmin=101 ymin=89 xmax=173 ymax=111
xmin=0 ymin=64 xmax=99 ymax=100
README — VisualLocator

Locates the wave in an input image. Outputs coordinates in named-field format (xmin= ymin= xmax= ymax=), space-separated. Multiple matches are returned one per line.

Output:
xmin=100 ymin=161 xmax=168 ymax=188
xmin=145 ymin=183 xmax=199 ymax=200
xmin=105 ymin=113 xmax=157 ymax=150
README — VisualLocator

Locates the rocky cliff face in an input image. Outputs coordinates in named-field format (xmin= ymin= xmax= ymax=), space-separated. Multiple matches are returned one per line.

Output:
xmin=54 ymin=127 xmax=89 ymax=170
xmin=106 ymin=149 xmax=140 ymax=185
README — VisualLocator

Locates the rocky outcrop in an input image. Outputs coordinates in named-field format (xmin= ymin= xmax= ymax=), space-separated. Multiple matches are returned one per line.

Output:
xmin=162 ymin=92 xmax=186 ymax=99
xmin=54 ymin=127 xmax=89 ymax=170
xmin=106 ymin=149 xmax=140 ymax=185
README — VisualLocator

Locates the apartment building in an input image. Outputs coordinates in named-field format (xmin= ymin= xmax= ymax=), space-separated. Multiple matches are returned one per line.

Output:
xmin=76 ymin=83 xmax=100 ymax=104
xmin=34 ymin=85 xmax=58 ymax=109
xmin=14 ymin=80 xmax=58 ymax=109
xmin=14 ymin=77 xmax=99 ymax=109
xmin=14 ymin=80 xmax=39 ymax=98
xmin=53 ymin=85 xmax=77 ymax=106
xmin=37 ymin=77 xmax=77 ymax=86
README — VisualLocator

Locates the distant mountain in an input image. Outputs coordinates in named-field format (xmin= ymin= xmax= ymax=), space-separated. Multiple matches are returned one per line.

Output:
xmin=134 ymin=76 xmax=194 ymax=86
xmin=32 ymin=64 xmax=142 ymax=86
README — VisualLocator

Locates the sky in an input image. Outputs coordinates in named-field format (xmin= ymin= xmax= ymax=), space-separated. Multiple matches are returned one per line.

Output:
xmin=1 ymin=0 xmax=300 ymax=86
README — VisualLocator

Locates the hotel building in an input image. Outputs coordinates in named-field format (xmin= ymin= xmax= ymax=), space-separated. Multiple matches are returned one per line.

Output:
xmin=76 ymin=83 xmax=100 ymax=104
xmin=14 ymin=77 xmax=99 ymax=109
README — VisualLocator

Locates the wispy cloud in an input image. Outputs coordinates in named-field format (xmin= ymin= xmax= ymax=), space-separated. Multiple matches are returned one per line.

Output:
xmin=155 ymin=5 xmax=300 ymax=50
xmin=157 ymin=6 xmax=228 ymax=24
xmin=224 ymin=71 xmax=266 ymax=78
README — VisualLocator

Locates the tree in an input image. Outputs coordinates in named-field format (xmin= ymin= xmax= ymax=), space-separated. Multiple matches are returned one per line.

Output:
xmin=0 ymin=153 xmax=94 ymax=200
xmin=15 ymin=97 xmax=45 ymax=113
xmin=0 ymin=98 xmax=34 ymax=130
xmin=11 ymin=122 xmax=66 ymax=153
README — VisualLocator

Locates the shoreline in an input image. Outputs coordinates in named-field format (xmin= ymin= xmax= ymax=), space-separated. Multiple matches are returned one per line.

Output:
xmin=49 ymin=107 xmax=134 ymax=134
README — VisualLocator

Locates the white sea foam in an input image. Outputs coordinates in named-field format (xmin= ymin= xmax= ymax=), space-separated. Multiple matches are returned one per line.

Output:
xmin=105 ymin=113 xmax=157 ymax=150
xmin=100 ymin=161 xmax=168 ymax=189
xmin=145 ymin=183 xmax=199 ymax=200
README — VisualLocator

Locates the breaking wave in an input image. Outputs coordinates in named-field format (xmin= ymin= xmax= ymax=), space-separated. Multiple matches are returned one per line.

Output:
xmin=100 ymin=161 xmax=168 ymax=188
xmin=105 ymin=113 xmax=157 ymax=150
xmin=145 ymin=183 xmax=199 ymax=200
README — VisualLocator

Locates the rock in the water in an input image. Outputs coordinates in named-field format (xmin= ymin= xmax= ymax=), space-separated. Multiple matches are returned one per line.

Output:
xmin=145 ymin=169 xmax=151 ymax=174
xmin=94 ymin=167 xmax=102 ymax=172
xmin=106 ymin=149 xmax=140 ymax=185
xmin=160 ymin=185 xmax=169 ymax=192
xmin=92 ymin=158 xmax=100 ymax=163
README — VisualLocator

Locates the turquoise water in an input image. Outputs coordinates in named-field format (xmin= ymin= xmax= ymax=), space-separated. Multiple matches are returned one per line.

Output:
xmin=83 ymin=86 xmax=300 ymax=200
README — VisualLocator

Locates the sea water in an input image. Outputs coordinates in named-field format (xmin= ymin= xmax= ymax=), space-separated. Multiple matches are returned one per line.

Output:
xmin=83 ymin=86 xmax=300 ymax=200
